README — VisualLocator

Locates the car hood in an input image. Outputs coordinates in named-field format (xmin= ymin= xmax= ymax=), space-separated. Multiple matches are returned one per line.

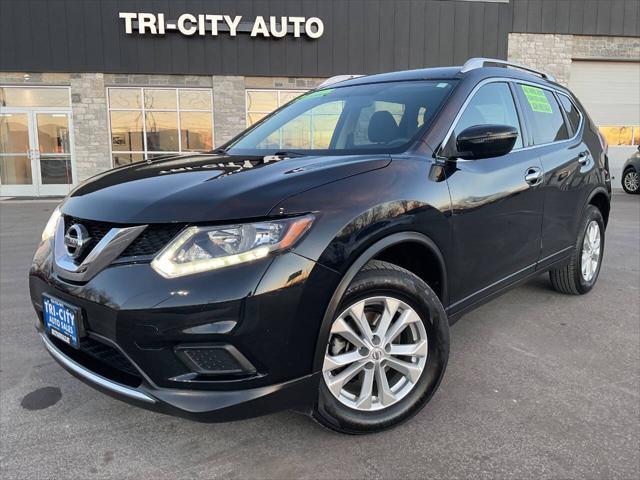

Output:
xmin=62 ymin=153 xmax=391 ymax=223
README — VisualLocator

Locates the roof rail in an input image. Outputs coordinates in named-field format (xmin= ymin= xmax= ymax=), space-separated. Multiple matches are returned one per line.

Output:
xmin=317 ymin=74 xmax=364 ymax=88
xmin=460 ymin=58 xmax=556 ymax=82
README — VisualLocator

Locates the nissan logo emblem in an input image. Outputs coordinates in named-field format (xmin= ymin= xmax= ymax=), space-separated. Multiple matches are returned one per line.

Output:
xmin=63 ymin=224 xmax=91 ymax=259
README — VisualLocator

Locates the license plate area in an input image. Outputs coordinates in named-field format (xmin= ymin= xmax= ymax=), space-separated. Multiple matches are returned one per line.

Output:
xmin=42 ymin=294 xmax=83 ymax=349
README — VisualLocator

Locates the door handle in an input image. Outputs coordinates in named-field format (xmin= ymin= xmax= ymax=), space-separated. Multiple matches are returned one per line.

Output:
xmin=578 ymin=151 xmax=590 ymax=165
xmin=524 ymin=167 xmax=543 ymax=186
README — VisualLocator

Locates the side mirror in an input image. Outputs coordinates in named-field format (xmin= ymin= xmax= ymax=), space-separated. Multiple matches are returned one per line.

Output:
xmin=455 ymin=124 xmax=518 ymax=160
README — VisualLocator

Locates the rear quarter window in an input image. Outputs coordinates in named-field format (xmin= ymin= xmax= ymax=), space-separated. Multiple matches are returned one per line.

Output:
xmin=518 ymin=84 xmax=569 ymax=145
xmin=558 ymin=94 xmax=582 ymax=134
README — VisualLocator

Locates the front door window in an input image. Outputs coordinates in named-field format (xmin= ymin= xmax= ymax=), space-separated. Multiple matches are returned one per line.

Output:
xmin=454 ymin=82 xmax=524 ymax=149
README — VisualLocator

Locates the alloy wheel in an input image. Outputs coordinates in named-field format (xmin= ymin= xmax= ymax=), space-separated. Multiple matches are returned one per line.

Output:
xmin=581 ymin=220 xmax=601 ymax=282
xmin=322 ymin=296 xmax=428 ymax=412
xmin=624 ymin=171 xmax=639 ymax=192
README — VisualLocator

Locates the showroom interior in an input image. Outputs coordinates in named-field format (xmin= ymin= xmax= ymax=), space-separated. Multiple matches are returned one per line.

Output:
xmin=0 ymin=0 xmax=638 ymax=197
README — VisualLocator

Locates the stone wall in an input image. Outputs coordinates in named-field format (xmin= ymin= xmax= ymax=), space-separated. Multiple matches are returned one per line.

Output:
xmin=244 ymin=76 xmax=325 ymax=90
xmin=103 ymin=73 xmax=213 ymax=88
xmin=571 ymin=35 xmax=640 ymax=62
xmin=70 ymin=74 xmax=111 ymax=181
xmin=507 ymin=34 xmax=574 ymax=85
xmin=507 ymin=33 xmax=640 ymax=86
xmin=211 ymin=76 xmax=246 ymax=147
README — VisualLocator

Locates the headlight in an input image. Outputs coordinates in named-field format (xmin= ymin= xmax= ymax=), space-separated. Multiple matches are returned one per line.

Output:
xmin=151 ymin=215 xmax=314 ymax=278
xmin=41 ymin=206 xmax=62 ymax=242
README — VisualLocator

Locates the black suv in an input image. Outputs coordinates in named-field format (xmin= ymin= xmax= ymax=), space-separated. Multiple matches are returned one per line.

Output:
xmin=30 ymin=58 xmax=611 ymax=434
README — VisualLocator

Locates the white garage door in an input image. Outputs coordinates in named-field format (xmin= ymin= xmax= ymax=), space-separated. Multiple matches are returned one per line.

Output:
xmin=569 ymin=60 xmax=640 ymax=125
xmin=570 ymin=60 xmax=640 ymax=187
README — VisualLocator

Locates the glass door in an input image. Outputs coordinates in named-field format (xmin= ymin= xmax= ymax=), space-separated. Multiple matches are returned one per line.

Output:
xmin=0 ymin=110 xmax=75 ymax=197
xmin=33 ymin=112 xmax=75 ymax=196
xmin=0 ymin=111 xmax=37 ymax=196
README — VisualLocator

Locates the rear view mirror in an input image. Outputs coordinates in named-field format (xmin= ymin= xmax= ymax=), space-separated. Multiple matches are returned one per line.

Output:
xmin=455 ymin=124 xmax=518 ymax=160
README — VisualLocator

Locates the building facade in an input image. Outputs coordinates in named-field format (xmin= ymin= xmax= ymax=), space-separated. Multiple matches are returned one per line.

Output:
xmin=0 ymin=0 xmax=638 ymax=197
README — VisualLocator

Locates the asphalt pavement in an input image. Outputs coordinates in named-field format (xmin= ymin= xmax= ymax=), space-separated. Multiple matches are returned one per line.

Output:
xmin=1 ymin=194 xmax=638 ymax=479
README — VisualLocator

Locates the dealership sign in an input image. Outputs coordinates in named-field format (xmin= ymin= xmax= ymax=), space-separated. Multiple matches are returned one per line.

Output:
xmin=119 ymin=12 xmax=324 ymax=39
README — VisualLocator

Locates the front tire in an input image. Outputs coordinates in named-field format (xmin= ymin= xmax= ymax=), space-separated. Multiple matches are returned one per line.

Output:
xmin=313 ymin=260 xmax=449 ymax=434
xmin=549 ymin=205 xmax=605 ymax=295
xmin=622 ymin=168 xmax=639 ymax=194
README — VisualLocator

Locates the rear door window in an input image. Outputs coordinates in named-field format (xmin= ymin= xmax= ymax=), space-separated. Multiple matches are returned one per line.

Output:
xmin=517 ymin=84 xmax=569 ymax=144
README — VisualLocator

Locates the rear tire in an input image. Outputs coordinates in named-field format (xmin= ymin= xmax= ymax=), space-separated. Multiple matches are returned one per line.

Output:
xmin=313 ymin=260 xmax=449 ymax=434
xmin=549 ymin=205 xmax=604 ymax=295
xmin=622 ymin=168 xmax=639 ymax=194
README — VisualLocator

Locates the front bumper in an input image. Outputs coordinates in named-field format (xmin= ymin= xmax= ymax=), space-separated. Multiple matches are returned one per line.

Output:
xmin=30 ymin=238 xmax=340 ymax=421
xmin=41 ymin=332 xmax=320 ymax=422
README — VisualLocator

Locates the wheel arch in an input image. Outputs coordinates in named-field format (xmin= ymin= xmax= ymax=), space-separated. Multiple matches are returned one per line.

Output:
xmin=311 ymin=231 xmax=448 ymax=372
xmin=586 ymin=187 xmax=611 ymax=228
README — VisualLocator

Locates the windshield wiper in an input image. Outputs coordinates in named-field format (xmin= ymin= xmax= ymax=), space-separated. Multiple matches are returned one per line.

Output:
xmin=272 ymin=150 xmax=307 ymax=158
xmin=211 ymin=146 xmax=228 ymax=154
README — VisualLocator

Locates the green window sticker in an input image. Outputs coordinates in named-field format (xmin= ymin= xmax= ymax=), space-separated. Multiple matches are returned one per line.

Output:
xmin=521 ymin=85 xmax=553 ymax=114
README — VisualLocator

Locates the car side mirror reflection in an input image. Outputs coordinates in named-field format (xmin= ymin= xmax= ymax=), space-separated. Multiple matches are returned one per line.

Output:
xmin=454 ymin=124 xmax=519 ymax=160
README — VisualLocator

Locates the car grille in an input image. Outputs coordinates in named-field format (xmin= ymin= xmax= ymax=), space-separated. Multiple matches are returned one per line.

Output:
xmin=63 ymin=216 xmax=111 ymax=263
xmin=79 ymin=337 xmax=140 ymax=378
xmin=182 ymin=347 xmax=244 ymax=372
xmin=63 ymin=216 xmax=184 ymax=260
xmin=47 ymin=334 xmax=142 ymax=388
xmin=120 ymin=224 xmax=184 ymax=257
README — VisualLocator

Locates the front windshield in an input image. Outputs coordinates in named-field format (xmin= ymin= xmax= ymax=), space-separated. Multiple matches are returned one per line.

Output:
xmin=226 ymin=80 xmax=457 ymax=155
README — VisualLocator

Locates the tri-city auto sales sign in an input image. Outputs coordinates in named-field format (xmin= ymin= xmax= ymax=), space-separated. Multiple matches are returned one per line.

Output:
xmin=119 ymin=12 xmax=324 ymax=39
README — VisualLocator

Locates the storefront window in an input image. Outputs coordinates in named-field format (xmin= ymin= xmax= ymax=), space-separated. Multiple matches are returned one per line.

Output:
xmin=0 ymin=87 xmax=70 ymax=107
xmin=246 ymin=89 xmax=306 ymax=127
xmin=145 ymin=111 xmax=179 ymax=151
xmin=112 ymin=153 xmax=144 ymax=167
xmin=599 ymin=126 xmax=640 ymax=146
xmin=179 ymin=90 xmax=212 ymax=110
xmin=180 ymin=112 xmax=213 ymax=151
xmin=144 ymin=89 xmax=177 ymax=109
xmin=108 ymin=88 xmax=141 ymax=109
xmin=107 ymin=87 xmax=214 ymax=167
xmin=110 ymin=111 xmax=144 ymax=152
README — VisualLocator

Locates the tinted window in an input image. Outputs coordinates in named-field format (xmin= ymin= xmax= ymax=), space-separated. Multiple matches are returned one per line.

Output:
xmin=353 ymin=101 xmax=405 ymax=146
xmin=227 ymin=80 xmax=456 ymax=155
xmin=454 ymin=82 xmax=523 ymax=150
xmin=558 ymin=94 xmax=581 ymax=133
xmin=519 ymin=85 xmax=569 ymax=144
